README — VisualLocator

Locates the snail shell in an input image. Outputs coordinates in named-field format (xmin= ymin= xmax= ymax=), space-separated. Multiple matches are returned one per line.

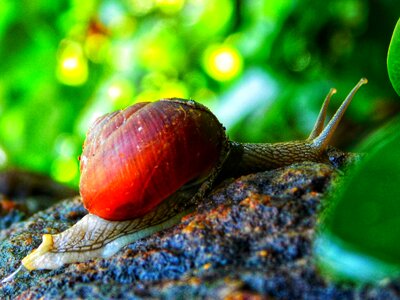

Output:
xmin=80 ymin=99 xmax=229 ymax=221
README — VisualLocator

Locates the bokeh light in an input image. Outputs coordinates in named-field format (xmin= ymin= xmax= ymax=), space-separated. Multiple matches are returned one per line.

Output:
xmin=202 ymin=44 xmax=243 ymax=81
xmin=0 ymin=0 xmax=397 ymax=189
xmin=0 ymin=0 xmax=398 ymax=286
xmin=106 ymin=77 xmax=135 ymax=108
xmin=155 ymin=0 xmax=185 ymax=14
xmin=50 ymin=134 xmax=80 ymax=184
xmin=51 ymin=156 xmax=79 ymax=183
xmin=56 ymin=40 xmax=89 ymax=86
xmin=0 ymin=146 xmax=7 ymax=168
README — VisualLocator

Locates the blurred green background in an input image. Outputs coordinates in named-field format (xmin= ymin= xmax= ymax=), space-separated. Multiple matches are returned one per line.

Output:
xmin=0 ymin=0 xmax=399 ymax=187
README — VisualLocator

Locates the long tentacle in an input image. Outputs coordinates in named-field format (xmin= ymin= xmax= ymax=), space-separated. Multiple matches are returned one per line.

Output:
xmin=312 ymin=78 xmax=368 ymax=151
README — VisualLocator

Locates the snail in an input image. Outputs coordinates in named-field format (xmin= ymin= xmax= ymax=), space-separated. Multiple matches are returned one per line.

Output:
xmin=2 ymin=78 xmax=367 ymax=281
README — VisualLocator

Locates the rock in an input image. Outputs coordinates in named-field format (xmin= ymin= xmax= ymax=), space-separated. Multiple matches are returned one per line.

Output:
xmin=0 ymin=169 xmax=78 ymax=201
xmin=0 ymin=169 xmax=78 ymax=231
xmin=0 ymin=161 xmax=399 ymax=299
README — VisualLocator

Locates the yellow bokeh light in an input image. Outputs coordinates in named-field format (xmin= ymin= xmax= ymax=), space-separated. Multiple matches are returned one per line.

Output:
xmin=106 ymin=78 xmax=135 ymax=108
xmin=216 ymin=52 xmax=235 ymax=72
xmin=159 ymin=81 xmax=188 ymax=99
xmin=51 ymin=156 xmax=79 ymax=184
xmin=108 ymin=85 xmax=122 ymax=99
xmin=156 ymin=0 xmax=185 ymax=14
xmin=62 ymin=57 xmax=79 ymax=70
xmin=202 ymin=44 xmax=243 ymax=81
xmin=56 ymin=40 xmax=89 ymax=86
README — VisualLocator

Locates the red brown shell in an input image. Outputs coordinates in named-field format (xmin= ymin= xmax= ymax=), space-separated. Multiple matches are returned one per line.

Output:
xmin=79 ymin=98 xmax=227 ymax=221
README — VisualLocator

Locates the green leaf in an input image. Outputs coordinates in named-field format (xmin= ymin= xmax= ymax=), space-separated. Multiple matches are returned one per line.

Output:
xmin=388 ymin=18 xmax=400 ymax=96
xmin=315 ymin=118 xmax=400 ymax=283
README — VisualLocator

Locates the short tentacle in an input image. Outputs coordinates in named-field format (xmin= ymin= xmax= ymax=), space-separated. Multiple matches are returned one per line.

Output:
xmin=308 ymin=88 xmax=337 ymax=140
xmin=0 ymin=264 xmax=28 ymax=283
xmin=311 ymin=78 xmax=368 ymax=151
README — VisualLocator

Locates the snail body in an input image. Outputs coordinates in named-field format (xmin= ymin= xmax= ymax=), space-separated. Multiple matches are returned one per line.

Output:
xmin=19 ymin=78 xmax=367 ymax=272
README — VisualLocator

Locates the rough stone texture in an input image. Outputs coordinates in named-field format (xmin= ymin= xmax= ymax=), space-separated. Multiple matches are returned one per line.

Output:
xmin=0 ymin=159 xmax=399 ymax=299
xmin=0 ymin=169 xmax=78 ymax=230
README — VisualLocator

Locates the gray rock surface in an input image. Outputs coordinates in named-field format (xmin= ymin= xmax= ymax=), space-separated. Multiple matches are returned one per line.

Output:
xmin=0 ymin=160 xmax=399 ymax=299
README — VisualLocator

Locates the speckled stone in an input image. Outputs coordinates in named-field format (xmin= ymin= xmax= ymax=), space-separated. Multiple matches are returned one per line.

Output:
xmin=0 ymin=160 xmax=399 ymax=299
xmin=0 ymin=169 xmax=78 ymax=231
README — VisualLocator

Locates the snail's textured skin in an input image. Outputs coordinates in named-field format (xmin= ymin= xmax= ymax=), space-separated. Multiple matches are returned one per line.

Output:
xmin=1 ymin=159 xmax=399 ymax=299
xmin=80 ymin=99 xmax=227 ymax=221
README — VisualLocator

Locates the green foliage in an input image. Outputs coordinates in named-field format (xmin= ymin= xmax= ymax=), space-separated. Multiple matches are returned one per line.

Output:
xmin=388 ymin=18 xmax=400 ymax=96
xmin=0 ymin=0 xmax=400 ymax=286
xmin=0 ymin=0 xmax=399 ymax=189
xmin=314 ymin=16 xmax=400 ymax=284
xmin=315 ymin=119 xmax=400 ymax=282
